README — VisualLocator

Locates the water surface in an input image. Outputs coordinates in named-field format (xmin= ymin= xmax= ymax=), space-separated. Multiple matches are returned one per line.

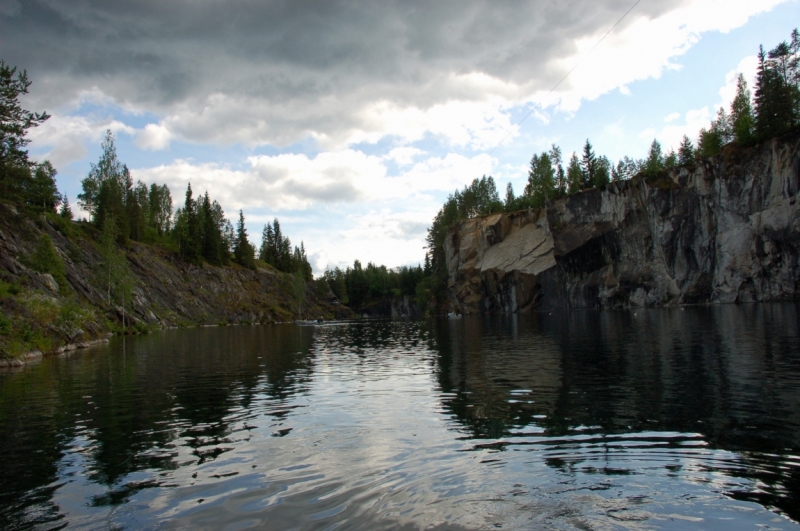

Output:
xmin=1 ymin=304 xmax=800 ymax=530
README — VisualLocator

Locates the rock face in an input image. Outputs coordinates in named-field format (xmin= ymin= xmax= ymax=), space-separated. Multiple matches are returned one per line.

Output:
xmin=445 ymin=134 xmax=800 ymax=313
xmin=0 ymin=205 xmax=349 ymax=336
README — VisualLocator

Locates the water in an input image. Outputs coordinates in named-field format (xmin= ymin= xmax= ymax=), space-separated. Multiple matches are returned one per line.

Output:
xmin=1 ymin=304 xmax=800 ymax=530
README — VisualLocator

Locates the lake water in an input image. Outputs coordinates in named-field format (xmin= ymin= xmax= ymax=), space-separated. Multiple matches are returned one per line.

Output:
xmin=1 ymin=304 xmax=800 ymax=530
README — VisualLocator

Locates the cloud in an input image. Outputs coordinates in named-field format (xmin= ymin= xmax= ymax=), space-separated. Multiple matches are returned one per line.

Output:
xmin=3 ymin=0 xmax=788 ymax=152
xmin=664 ymin=112 xmax=681 ymax=123
xmin=135 ymin=123 xmax=172 ymax=151
xmin=132 ymin=150 xmax=495 ymax=214
xmin=26 ymin=114 xmax=134 ymax=168
xmin=647 ymin=53 xmax=761 ymax=151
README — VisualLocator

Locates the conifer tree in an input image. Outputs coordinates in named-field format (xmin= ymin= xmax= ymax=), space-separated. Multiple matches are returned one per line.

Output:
xmin=233 ymin=209 xmax=255 ymax=269
xmin=730 ymin=73 xmax=755 ymax=144
xmin=580 ymin=140 xmax=596 ymax=189
xmin=678 ymin=135 xmax=695 ymax=165
xmin=504 ymin=182 xmax=516 ymax=211
xmin=548 ymin=144 xmax=565 ymax=196
xmin=177 ymin=183 xmax=201 ymax=263
xmin=59 ymin=195 xmax=73 ymax=220
xmin=643 ymin=139 xmax=664 ymax=175
xmin=0 ymin=60 xmax=50 ymax=198
xmin=594 ymin=156 xmax=611 ymax=188
xmin=567 ymin=153 xmax=583 ymax=194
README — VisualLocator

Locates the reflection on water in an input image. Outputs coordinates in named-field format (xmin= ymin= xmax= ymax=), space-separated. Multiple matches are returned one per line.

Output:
xmin=1 ymin=304 xmax=799 ymax=530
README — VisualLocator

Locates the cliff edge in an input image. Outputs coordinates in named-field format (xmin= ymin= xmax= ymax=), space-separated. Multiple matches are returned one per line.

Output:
xmin=445 ymin=133 xmax=800 ymax=313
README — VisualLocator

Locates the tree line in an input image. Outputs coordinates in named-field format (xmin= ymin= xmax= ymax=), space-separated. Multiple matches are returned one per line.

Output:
xmin=321 ymin=261 xmax=425 ymax=310
xmin=420 ymin=29 xmax=800 ymax=312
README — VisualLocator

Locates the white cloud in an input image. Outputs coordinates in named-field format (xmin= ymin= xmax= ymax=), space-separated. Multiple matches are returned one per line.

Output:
xmin=132 ymin=150 xmax=496 ymax=214
xmin=718 ymin=55 xmax=759 ymax=109
xmin=385 ymin=147 xmax=424 ymax=167
xmin=26 ymin=114 xmax=134 ymax=168
xmin=135 ymin=123 xmax=172 ymax=151
xmin=664 ymin=112 xmax=681 ymax=123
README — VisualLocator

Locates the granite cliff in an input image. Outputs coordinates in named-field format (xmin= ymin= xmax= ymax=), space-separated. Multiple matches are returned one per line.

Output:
xmin=444 ymin=133 xmax=800 ymax=313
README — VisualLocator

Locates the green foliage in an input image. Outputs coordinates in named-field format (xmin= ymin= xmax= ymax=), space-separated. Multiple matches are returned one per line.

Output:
xmin=566 ymin=153 xmax=583 ymax=194
xmin=594 ymin=156 xmax=611 ymax=188
xmin=524 ymin=152 xmax=556 ymax=207
xmin=642 ymin=139 xmax=665 ymax=176
xmin=28 ymin=234 xmax=68 ymax=293
xmin=80 ymin=130 xmax=173 ymax=245
xmin=233 ymin=209 xmax=256 ymax=269
xmin=96 ymin=216 xmax=133 ymax=321
xmin=678 ymin=135 xmax=695 ymax=165
xmin=59 ymin=195 xmax=74 ymax=220
xmin=0 ymin=60 xmax=50 ymax=201
xmin=753 ymin=32 xmax=800 ymax=140
xmin=580 ymin=139 xmax=596 ymax=188
xmin=0 ymin=313 xmax=10 ymax=336
xmin=324 ymin=261 xmax=424 ymax=311
xmin=259 ymin=218 xmax=313 ymax=279
xmin=731 ymin=73 xmax=755 ymax=144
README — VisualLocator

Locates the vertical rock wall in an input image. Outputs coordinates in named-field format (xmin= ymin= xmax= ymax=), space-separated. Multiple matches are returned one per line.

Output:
xmin=445 ymin=134 xmax=800 ymax=313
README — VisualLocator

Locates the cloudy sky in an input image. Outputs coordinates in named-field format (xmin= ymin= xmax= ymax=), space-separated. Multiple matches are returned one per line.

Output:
xmin=2 ymin=0 xmax=798 ymax=273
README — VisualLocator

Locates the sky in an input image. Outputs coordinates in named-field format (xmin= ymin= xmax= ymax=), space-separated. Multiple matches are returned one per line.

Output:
xmin=2 ymin=0 xmax=799 ymax=274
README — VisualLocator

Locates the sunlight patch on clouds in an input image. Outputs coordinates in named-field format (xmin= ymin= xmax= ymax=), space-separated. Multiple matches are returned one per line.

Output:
xmin=132 ymin=151 xmax=496 ymax=214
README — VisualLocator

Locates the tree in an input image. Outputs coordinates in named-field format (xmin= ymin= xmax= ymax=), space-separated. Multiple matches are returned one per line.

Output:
xmin=594 ymin=156 xmax=611 ymax=188
xmin=580 ymin=139 xmax=596 ymax=189
xmin=27 ymin=160 xmax=61 ymax=213
xmin=200 ymin=192 xmax=225 ymax=265
xmin=97 ymin=216 xmax=133 ymax=329
xmin=233 ymin=209 xmax=255 ymax=269
xmin=503 ymin=182 xmax=516 ymax=211
xmin=176 ymin=183 xmax=201 ymax=263
xmin=678 ymin=135 xmax=695 ymax=165
xmin=524 ymin=152 xmax=555 ymax=207
xmin=0 ymin=61 xmax=50 ymax=196
xmin=29 ymin=234 xmax=67 ymax=294
xmin=148 ymin=183 xmax=172 ymax=236
xmin=696 ymin=127 xmax=722 ymax=158
xmin=59 ymin=195 xmax=73 ymax=220
xmin=79 ymin=130 xmax=124 ymax=219
xmin=730 ymin=73 xmax=755 ymax=144
xmin=549 ymin=144 xmax=566 ymax=196
xmin=566 ymin=153 xmax=583 ymax=194
xmin=643 ymin=139 xmax=664 ymax=175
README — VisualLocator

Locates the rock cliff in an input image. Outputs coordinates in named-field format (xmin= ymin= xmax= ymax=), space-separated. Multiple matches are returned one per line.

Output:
xmin=445 ymin=133 xmax=800 ymax=313
xmin=0 ymin=205 xmax=349 ymax=359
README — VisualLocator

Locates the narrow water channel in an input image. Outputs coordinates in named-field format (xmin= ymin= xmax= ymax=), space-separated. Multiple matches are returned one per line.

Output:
xmin=1 ymin=303 xmax=799 ymax=530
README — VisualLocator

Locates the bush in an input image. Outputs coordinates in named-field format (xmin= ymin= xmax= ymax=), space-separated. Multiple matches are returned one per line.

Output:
xmin=28 ymin=234 xmax=68 ymax=293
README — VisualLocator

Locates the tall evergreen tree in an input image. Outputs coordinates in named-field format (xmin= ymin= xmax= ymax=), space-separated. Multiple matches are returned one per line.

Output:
xmin=678 ymin=135 xmax=695 ymax=165
xmin=730 ymin=73 xmax=755 ymax=144
xmin=567 ymin=153 xmax=583 ymax=194
xmin=580 ymin=139 xmax=596 ymax=189
xmin=233 ymin=209 xmax=255 ymax=269
xmin=643 ymin=139 xmax=664 ymax=175
xmin=548 ymin=144 xmax=566 ymax=196
xmin=0 ymin=60 xmax=50 ymax=200
xmin=594 ymin=156 xmax=611 ymax=188
xmin=524 ymin=152 xmax=555 ymax=206
xmin=177 ymin=183 xmax=201 ymax=263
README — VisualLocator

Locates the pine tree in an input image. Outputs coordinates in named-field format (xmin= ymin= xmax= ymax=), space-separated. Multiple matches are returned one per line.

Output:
xmin=730 ymin=73 xmax=755 ymax=144
xmin=233 ymin=209 xmax=255 ymax=269
xmin=548 ymin=144 xmax=565 ymax=196
xmin=504 ymin=182 xmax=516 ymax=211
xmin=678 ymin=135 xmax=695 ymax=165
xmin=567 ymin=153 xmax=583 ymax=194
xmin=59 ymin=195 xmax=73 ymax=220
xmin=178 ymin=183 xmax=201 ymax=263
xmin=594 ymin=156 xmax=610 ymax=188
xmin=524 ymin=152 xmax=555 ymax=206
xmin=643 ymin=139 xmax=664 ymax=175
xmin=0 ymin=60 xmax=50 ymax=198
xmin=580 ymin=139 xmax=596 ymax=189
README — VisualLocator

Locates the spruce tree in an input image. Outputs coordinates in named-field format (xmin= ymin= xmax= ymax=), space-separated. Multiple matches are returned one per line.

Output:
xmin=643 ymin=139 xmax=664 ymax=175
xmin=678 ymin=135 xmax=695 ymax=165
xmin=730 ymin=73 xmax=755 ymax=144
xmin=580 ymin=139 xmax=596 ymax=189
xmin=233 ymin=209 xmax=255 ymax=269
xmin=566 ymin=153 xmax=583 ymax=194
xmin=178 ymin=183 xmax=201 ymax=263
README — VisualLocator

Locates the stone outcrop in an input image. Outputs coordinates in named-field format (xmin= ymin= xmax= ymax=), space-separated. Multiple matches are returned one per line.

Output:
xmin=445 ymin=133 xmax=800 ymax=313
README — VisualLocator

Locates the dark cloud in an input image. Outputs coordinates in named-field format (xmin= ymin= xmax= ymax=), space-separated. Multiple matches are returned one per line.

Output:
xmin=1 ymin=0 xmax=683 ymax=146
